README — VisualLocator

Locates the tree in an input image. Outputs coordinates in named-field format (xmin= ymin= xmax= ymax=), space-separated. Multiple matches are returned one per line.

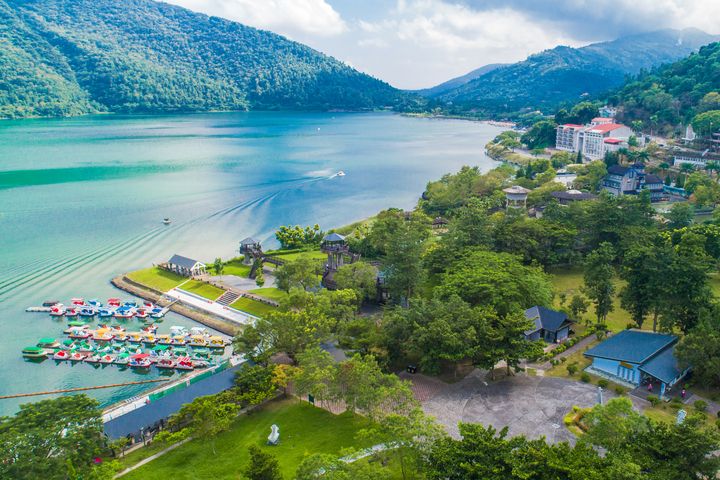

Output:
xmin=521 ymin=119 xmax=558 ymax=149
xmin=213 ymin=257 xmax=224 ymax=275
xmin=275 ymin=257 xmax=322 ymax=292
xmin=619 ymin=243 xmax=672 ymax=331
xmin=292 ymin=347 xmax=338 ymax=408
xmin=569 ymin=294 xmax=589 ymax=321
xmin=676 ymin=312 xmax=720 ymax=387
xmin=437 ymin=249 xmax=553 ymax=316
xmin=234 ymin=364 xmax=278 ymax=406
xmin=381 ymin=294 xmax=497 ymax=374
xmin=244 ymin=445 xmax=282 ymax=480
xmin=233 ymin=308 xmax=333 ymax=362
xmin=494 ymin=309 xmax=543 ymax=376
xmin=0 ymin=395 xmax=106 ymax=480
xmin=333 ymin=262 xmax=378 ymax=304
xmin=666 ymin=202 xmax=694 ymax=229
xmin=582 ymin=242 xmax=615 ymax=324
xmin=163 ymin=395 xmax=239 ymax=454
xmin=582 ymin=397 xmax=720 ymax=480
xmin=275 ymin=224 xmax=323 ymax=249
xmin=255 ymin=269 xmax=265 ymax=287
xmin=296 ymin=454 xmax=391 ymax=480
xmin=382 ymin=215 xmax=430 ymax=304
xmin=691 ymin=110 xmax=720 ymax=136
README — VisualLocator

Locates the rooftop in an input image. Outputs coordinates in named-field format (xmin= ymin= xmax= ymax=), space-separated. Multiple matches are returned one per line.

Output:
xmin=503 ymin=185 xmax=532 ymax=195
xmin=551 ymin=190 xmax=597 ymax=201
xmin=523 ymin=306 xmax=571 ymax=334
xmin=168 ymin=254 xmax=204 ymax=269
xmin=584 ymin=330 xmax=677 ymax=364
xmin=322 ymin=232 xmax=346 ymax=243
xmin=560 ymin=124 xmax=584 ymax=128
xmin=240 ymin=237 xmax=259 ymax=245
xmin=604 ymin=138 xmax=623 ymax=144
xmin=638 ymin=346 xmax=686 ymax=385
xmin=587 ymin=123 xmax=627 ymax=134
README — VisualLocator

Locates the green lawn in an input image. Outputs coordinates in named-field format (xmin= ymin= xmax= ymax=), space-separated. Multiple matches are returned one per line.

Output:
xmin=122 ymin=398 xmax=374 ymax=480
xmin=249 ymin=287 xmax=289 ymax=303
xmin=222 ymin=258 xmax=251 ymax=278
xmin=544 ymin=339 xmax=598 ymax=379
xmin=265 ymin=249 xmax=327 ymax=263
xmin=181 ymin=280 xmax=225 ymax=301
xmin=230 ymin=297 xmax=278 ymax=318
xmin=549 ymin=267 xmax=633 ymax=332
xmin=126 ymin=267 xmax=186 ymax=292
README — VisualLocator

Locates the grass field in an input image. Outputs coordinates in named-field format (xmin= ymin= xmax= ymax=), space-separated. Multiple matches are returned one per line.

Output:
xmin=121 ymin=398 xmax=374 ymax=480
xmin=222 ymin=259 xmax=251 ymax=278
xmin=266 ymin=249 xmax=327 ymax=263
xmin=181 ymin=280 xmax=225 ymax=301
xmin=249 ymin=287 xmax=288 ymax=302
xmin=230 ymin=297 xmax=277 ymax=318
xmin=126 ymin=267 xmax=186 ymax=292
xmin=549 ymin=267 xmax=633 ymax=332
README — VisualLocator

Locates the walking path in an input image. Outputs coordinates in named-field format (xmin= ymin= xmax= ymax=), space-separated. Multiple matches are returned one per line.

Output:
xmin=165 ymin=288 xmax=256 ymax=326
xmin=114 ymin=438 xmax=192 ymax=478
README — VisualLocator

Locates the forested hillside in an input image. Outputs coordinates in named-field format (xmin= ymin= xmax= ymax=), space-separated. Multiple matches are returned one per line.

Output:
xmin=423 ymin=29 xmax=718 ymax=119
xmin=0 ymin=0 xmax=406 ymax=118
xmin=609 ymin=41 xmax=720 ymax=133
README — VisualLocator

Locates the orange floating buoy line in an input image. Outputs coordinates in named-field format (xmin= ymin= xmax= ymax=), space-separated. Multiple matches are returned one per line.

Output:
xmin=0 ymin=378 xmax=170 ymax=400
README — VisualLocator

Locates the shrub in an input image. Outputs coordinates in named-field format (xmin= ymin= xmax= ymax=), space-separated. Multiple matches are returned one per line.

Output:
xmin=647 ymin=394 xmax=661 ymax=406
xmin=560 ymin=357 xmax=567 ymax=363
xmin=597 ymin=379 xmax=609 ymax=388
xmin=626 ymin=323 xmax=635 ymax=330
xmin=715 ymin=418 xmax=720 ymax=430
xmin=567 ymin=363 xmax=578 ymax=376
xmin=580 ymin=372 xmax=591 ymax=383
xmin=550 ymin=359 xmax=559 ymax=366
xmin=694 ymin=400 xmax=708 ymax=412
xmin=614 ymin=385 xmax=626 ymax=395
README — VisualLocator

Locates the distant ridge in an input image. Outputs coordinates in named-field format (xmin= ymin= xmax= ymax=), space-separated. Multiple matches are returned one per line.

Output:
xmin=0 ymin=0 xmax=408 ymax=118
xmin=420 ymin=28 xmax=720 ymax=117
xmin=414 ymin=63 xmax=506 ymax=97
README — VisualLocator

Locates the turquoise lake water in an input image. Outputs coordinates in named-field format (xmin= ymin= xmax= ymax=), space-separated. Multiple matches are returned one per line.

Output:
xmin=0 ymin=112 xmax=501 ymax=415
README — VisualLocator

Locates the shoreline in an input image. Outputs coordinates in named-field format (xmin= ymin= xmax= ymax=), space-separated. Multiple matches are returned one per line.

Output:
xmin=111 ymin=275 xmax=241 ymax=336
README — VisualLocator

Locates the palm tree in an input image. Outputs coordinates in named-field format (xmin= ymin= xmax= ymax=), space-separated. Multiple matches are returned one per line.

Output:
xmin=658 ymin=162 xmax=670 ymax=179
xmin=706 ymin=161 xmax=720 ymax=181
xmin=680 ymin=163 xmax=696 ymax=176
xmin=636 ymin=150 xmax=650 ymax=164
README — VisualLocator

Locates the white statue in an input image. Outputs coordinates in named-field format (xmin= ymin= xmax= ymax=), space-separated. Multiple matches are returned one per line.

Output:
xmin=267 ymin=424 xmax=280 ymax=445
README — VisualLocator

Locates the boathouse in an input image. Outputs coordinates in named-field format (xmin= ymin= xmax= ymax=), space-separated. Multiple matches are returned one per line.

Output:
xmin=584 ymin=329 xmax=690 ymax=397
xmin=167 ymin=254 xmax=206 ymax=277
xmin=523 ymin=306 xmax=572 ymax=343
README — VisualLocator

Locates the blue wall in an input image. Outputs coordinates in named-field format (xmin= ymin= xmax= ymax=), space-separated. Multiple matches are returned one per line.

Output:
xmin=590 ymin=357 xmax=641 ymax=385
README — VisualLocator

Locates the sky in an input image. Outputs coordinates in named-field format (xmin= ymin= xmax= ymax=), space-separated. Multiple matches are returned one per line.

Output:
xmin=164 ymin=0 xmax=720 ymax=90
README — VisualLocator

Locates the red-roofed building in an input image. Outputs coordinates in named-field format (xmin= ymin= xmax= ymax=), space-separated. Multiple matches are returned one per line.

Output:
xmin=556 ymin=121 xmax=633 ymax=160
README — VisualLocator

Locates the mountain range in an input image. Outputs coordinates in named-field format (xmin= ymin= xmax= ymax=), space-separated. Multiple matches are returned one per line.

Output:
xmin=0 ymin=0 xmax=406 ymax=118
xmin=421 ymin=28 xmax=720 ymax=118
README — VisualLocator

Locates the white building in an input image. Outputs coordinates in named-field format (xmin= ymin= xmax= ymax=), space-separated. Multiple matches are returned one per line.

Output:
xmin=555 ymin=124 xmax=584 ymax=152
xmin=556 ymin=121 xmax=633 ymax=161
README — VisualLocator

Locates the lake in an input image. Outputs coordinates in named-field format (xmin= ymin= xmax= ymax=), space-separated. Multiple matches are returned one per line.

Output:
xmin=0 ymin=111 xmax=501 ymax=415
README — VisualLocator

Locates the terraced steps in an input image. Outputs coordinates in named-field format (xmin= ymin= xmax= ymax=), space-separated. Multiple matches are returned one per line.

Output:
xmin=216 ymin=290 xmax=241 ymax=306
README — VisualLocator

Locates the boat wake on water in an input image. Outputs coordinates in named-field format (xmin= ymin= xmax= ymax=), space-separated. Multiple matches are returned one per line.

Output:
xmin=0 ymin=173 xmax=333 ymax=301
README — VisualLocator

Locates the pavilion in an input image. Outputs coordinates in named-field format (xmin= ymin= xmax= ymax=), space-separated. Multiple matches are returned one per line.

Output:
xmin=166 ymin=254 xmax=206 ymax=277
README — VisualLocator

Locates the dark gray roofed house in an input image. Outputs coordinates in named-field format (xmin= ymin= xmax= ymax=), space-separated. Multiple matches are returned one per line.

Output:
xmin=602 ymin=163 xmax=664 ymax=202
xmin=167 ymin=254 xmax=206 ymax=277
xmin=551 ymin=190 xmax=598 ymax=204
xmin=523 ymin=306 xmax=573 ymax=343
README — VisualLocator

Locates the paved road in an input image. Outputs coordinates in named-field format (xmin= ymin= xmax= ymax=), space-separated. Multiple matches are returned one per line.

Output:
xmin=421 ymin=371 xmax=609 ymax=443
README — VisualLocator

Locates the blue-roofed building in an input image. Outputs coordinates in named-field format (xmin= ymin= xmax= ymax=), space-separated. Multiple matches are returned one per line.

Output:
xmin=584 ymin=330 xmax=690 ymax=397
xmin=523 ymin=306 xmax=573 ymax=343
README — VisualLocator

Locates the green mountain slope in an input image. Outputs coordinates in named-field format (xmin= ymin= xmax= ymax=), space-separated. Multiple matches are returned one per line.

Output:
xmin=0 ymin=0 xmax=405 ymax=118
xmin=609 ymin=41 xmax=720 ymax=131
xmin=426 ymin=29 xmax=719 ymax=118
xmin=414 ymin=63 xmax=505 ymax=97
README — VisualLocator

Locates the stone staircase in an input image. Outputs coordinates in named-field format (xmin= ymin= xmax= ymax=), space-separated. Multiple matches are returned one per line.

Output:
xmin=216 ymin=290 xmax=241 ymax=306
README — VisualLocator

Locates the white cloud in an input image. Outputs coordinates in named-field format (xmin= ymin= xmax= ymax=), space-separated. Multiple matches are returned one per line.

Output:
xmin=165 ymin=0 xmax=347 ymax=37
xmin=351 ymin=0 xmax=580 ymax=88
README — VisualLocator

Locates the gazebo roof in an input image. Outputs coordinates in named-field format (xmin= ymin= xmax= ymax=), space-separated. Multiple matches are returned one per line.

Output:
xmin=323 ymin=233 xmax=346 ymax=243
xmin=168 ymin=254 xmax=204 ymax=269
xmin=240 ymin=237 xmax=259 ymax=245
xmin=502 ymin=185 xmax=532 ymax=195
